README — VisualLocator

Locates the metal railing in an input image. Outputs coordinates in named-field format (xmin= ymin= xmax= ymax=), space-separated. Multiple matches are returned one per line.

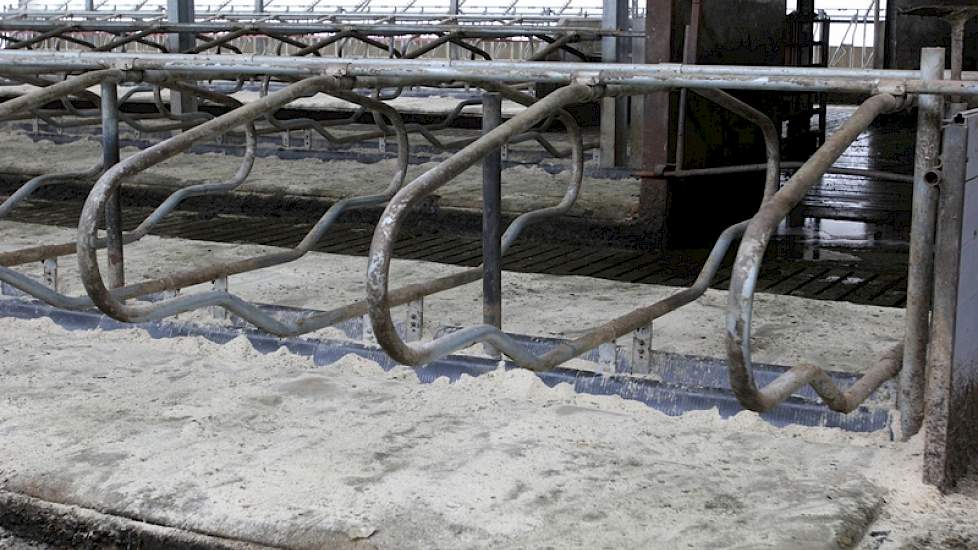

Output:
xmin=0 ymin=18 xmax=622 ymax=59
xmin=826 ymin=0 xmax=883 ymax=69
xmin=1 ymin=50 xmax=976 ymax=424
xmin=1 ymin=0 xmax=621 ymax=18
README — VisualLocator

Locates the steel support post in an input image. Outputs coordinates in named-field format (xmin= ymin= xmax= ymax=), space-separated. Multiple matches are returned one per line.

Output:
xmin=900 ymin=47 xmax=944 ymax=438
xmin=448 ymin=0 xmax=461 ymax=60
xmin=101 ymin=80 xmax=124 ymax=289
xmin=167 ymin=0 xmax=196 ymax=115
xmin=872 ymin=0 xmax=882 ymax=69
xmin=923 ymin=108 xmax=978 ymax=491
xmin=599 ymin=0 xmax=628 ymax=168
xmin=639 ymin=0 xmax=673 ymax=245
xmin=482 ymin=92 xmax=503 ymax=358
xmin=673 ymin=0 xmax=700 ymax=173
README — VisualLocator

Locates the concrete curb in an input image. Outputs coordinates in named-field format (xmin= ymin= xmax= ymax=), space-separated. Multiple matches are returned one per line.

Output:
xmin=0 ymin=490 xmax=276 ymax=550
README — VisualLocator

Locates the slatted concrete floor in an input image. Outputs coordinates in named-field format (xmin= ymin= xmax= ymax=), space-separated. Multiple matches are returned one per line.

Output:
xmin=3 ymin=198 xmax=909 ymax=308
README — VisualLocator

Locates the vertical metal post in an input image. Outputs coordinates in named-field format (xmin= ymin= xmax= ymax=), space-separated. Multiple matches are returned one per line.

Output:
xmin=448 ymin=0 xmax=461 ymax=60
xmin=872 ymin=0 xmax=882 ymax=69
xmin=167 ymin=0 xmax=196 ymax=114
xmin=599 ymin=0 xmax=628 ymax=168
xmin=900 ymin=47 xmax=944 ymax=439
xmin=797 ymin=0 xmax=815 ymax=67
xmin=101 ymin=80 xmax=124 ymax=290
xmin=948 ymin=14 xmax=971 ymax=105
xmin=482 ymin=92 xmax=503 ymax=358
xmin=84 ymin=0 xmax=93 ymax=10
xmin=923 ymin=107 xmax=978 ymax=491
xmin=255 ymin=0 xmax=264 ymax=12
xmin=673 ymin=0 xmax=700 ymax=173
xmin=639 ymin=0 xmax=674 ymax=246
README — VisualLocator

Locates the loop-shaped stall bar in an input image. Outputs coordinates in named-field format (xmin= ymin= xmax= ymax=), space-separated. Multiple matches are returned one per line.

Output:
xmin=361 ymin=83 xmax=908 ymax=416
xmin=6 ymin=51 xmax=976 ymax=422
xmin=72 ymin=75 xmax=413 ymax=327
xmin=0 ymin=73 xmax=252 ymax=268
xmin=0 ymin=163 xmax=102 ymax=220
xmin=724 ymin=93 xmax=909 ymax=413
xmin=60 ymin=79 xmax=588 ymax=337
xmin=364 ymin=84 xmax=601 ymax=366
xmin=0 ymin=122 xmax=258 ymax=303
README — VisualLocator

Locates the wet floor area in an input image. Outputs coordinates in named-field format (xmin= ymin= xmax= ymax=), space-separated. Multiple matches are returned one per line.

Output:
xmin=775 ymin=105 xmax=915 ymax=261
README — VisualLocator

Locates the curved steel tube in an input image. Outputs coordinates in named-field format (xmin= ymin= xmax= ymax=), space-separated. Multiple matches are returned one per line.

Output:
xmin=60 ymin=84 xmax=582 ymax=336
xmin=364 ymin=84 xmax=599 ymax=366
xmin=725 ymin=93 xmax=907 ymax=413
xmin=76 ymin=76 xmax=419 ymax=328
xmin=0 ymin=120 xmax=257 ymax=268
xmin=369 ymin=207 xmax=746 ymax=369
xmin=0 ymin=162 xmax=102 ymax=219
xmin=245 ymin=85 xmax=592 ymax=336
xmin=0 ymin=68 xmax=122 ymax=120
xmin=0 ymin=78 xmax=240 ymax=222
xmin=0 ymin=123 xmax=258 ymax=304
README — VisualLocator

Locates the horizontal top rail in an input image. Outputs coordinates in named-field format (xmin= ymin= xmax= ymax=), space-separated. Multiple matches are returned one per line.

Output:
xmin=1 ymin=50 xmax=977 ymax=96
xmin=0 ymin=18 xmax=635 ymax=36
xmin=0 ymin=10 xmax=607 ymax=22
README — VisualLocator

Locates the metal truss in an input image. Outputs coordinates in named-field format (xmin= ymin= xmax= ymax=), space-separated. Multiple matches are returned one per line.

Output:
xmin=0 ymin=13 xmax=633 ymax=62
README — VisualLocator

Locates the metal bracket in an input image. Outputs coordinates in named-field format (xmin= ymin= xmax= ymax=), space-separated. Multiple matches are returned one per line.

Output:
xmin=110 ymin=59 xmax=136 ymax=71
xmin=571 ymin=71 xmax=601 ymax=86
xmin=320 ymin=63 xmax=352 ymax=78
xmin=630 ymin=322 xmax=653 ymax=374
xmin=211 ymin=276 xmax=228 ymax=320
xmin=405 ymin=298 xmax=423 ymax=342
xmin=876 ymin=79 xmax=907 ymax=96
xmin=42 ymin=258 xmax=58 ymax=292
xmin=596 ymin=341 xmax=618 ymax=374
xmin=362 ymin=313 xmax=376 ymax=345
